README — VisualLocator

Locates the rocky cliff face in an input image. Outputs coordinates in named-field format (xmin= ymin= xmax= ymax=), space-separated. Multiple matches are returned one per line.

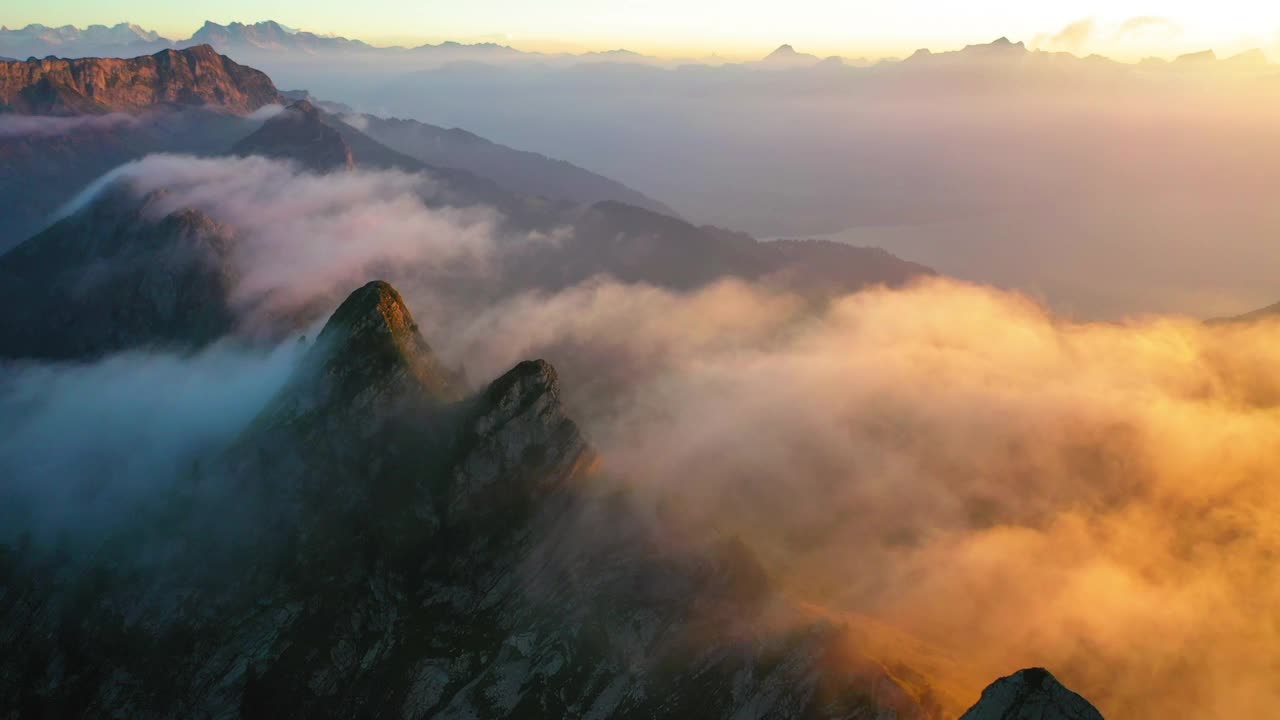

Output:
xmin=960 ymin=668 xmax=1104 ymax=720
xmin=0 ymin=281 xmax=933 ymax=720
xmin=232 ymin=100 xmax=354 ymax=172
xmin=0 ymin=44 xmax=280 ymax=115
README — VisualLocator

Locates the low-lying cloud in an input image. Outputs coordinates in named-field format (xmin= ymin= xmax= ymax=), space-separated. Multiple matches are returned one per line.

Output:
xmin=0 ymin=340 xmax=304 ymax=544
xmin=58 ymin=154 xmax=529 ymax=330
xmin=1033 ymin=15 xmax=1185 ymax=55
xmin=0 ymin=113 xmax=138 ymax=138
xmin=438 ymin=276 xmax=1280 ymax=719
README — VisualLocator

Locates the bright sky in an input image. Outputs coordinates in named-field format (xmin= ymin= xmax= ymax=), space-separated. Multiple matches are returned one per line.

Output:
xmin=6 ymin=0 xmax=1280 ymax=59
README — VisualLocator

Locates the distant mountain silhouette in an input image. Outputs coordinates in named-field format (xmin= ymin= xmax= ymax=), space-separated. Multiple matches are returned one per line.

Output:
xmin=758 ymin=43 xmax=826 ymax=67
xmin=185 ymin=19 xmax=376 ymax=53
xmin=352 ymin=113 xmax=679 ymax=216
xmin=0 ymin=22 xmax=173 ymax=58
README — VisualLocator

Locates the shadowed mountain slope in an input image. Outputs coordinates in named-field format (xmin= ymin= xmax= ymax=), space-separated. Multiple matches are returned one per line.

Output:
xmin=232 ymin=100 xmax=353 ymax=172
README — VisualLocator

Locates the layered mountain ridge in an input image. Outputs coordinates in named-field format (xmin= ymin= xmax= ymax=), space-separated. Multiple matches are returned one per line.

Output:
xmin=0 ymin=45 xmax=684 ymax=251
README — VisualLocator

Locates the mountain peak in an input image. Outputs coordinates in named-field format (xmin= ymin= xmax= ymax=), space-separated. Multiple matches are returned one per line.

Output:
xmin=770 ymin=43 xmax=797 ymax=56
xmin=302 ymin=280 xmax=462 ymax=406
xmin=232 ymin=100 xmax=355 ymax=172
xmin=959 ymin=667 xmax=1104 ymax=720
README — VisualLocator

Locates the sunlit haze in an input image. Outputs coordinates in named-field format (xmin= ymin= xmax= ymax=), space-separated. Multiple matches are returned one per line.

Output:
xmin=4 ymin=1 xmax=1280 ymax=719
xmin=8 ymin=0 xmax=1280 ymax=58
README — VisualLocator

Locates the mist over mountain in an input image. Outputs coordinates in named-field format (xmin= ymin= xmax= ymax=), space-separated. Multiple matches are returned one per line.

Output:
xmin=0 ymin=46 xmax=674 ymax=252
xmin=11 ymin=23 xmax=1280 ymax=319
xmin=4 ymin=17 xmax=1279 ymax=720
xmin=0 ymin=281 xmax=939 ymax=719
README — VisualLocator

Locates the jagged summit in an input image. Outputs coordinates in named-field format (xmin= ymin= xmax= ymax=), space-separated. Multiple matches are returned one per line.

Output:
xmin=960 ymin=668 xmax=1104 ymax=720
xmin=297 ymin=280 xmax=462 ymax=407
xmin=484 ymin=359 xmax=560 ymax=406
xmin=232 ymin=99 xmax=355 ymax=172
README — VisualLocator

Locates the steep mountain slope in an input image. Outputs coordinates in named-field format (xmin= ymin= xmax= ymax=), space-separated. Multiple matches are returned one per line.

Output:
xmin=0 ymin=44 xmax=280 ymax=114
xmin=959 ymin=668 xmax=1104 ymax=720
xmin=351 ymin=114 xmax=679 ymax=217
xmin=0 ymin=281 xmax=932 ymax=719
xmin=0 ymin=184 xmax=240 ymax=359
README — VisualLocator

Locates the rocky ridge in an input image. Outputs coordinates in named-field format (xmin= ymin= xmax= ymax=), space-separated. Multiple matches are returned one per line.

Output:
xmin=0 ymin=44 xmax=280 ymax=115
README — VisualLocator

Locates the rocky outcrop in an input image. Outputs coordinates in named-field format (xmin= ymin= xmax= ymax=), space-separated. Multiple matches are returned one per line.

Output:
xmin=960 ymin=668 xmax=1105 ymax=720
xmin=232 ymin=100 xmax=354 ymax=172
xmin=0 ymin=44 xmax=280 ymax=115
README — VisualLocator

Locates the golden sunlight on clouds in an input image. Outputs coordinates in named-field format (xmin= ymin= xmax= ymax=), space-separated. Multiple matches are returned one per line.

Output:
xmin=447 ymin=277 xmax=1280 ymax=720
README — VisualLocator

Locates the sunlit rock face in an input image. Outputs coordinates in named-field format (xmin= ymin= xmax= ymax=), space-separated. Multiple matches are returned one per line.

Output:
xmin=960 ymin=668 xmax=1105 ymax=720
xmin=0 ymin=45 xmax=280 ymax=115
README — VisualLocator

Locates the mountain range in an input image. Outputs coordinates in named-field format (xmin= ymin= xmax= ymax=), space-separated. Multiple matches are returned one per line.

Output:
xmin=4 ymin=19 xmax=1270 ymax=71
xmin=0 ymin=41 xmax=1115 ymax=718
